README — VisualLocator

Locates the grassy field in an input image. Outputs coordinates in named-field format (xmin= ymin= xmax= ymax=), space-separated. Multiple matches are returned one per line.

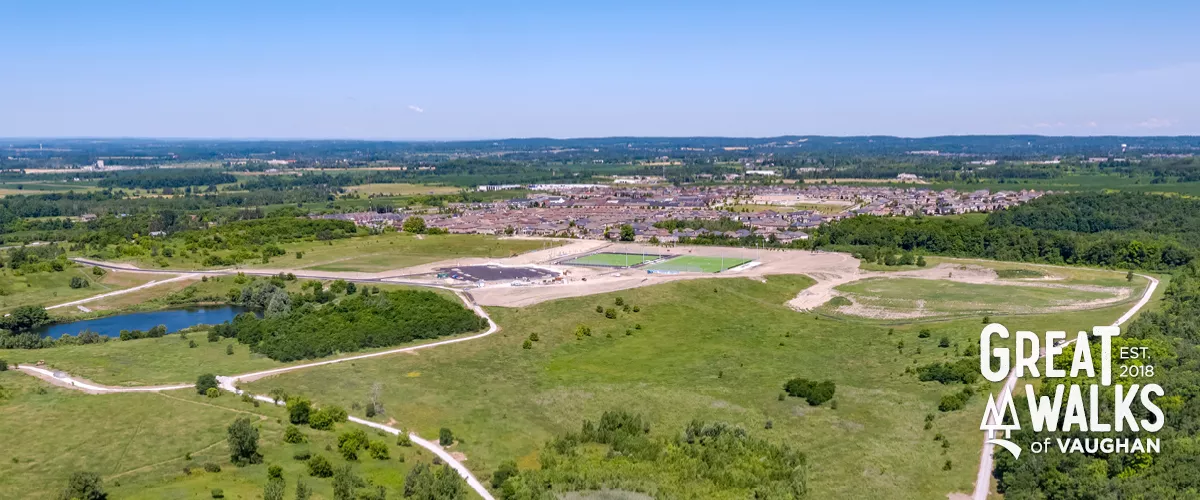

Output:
xmin=563 ymin=252 xmax=664 ymax=267
xmin=646 ymin=255 xmax=751 ymax=273
xmin=231 ymin=274 xmax=1154 ymax=499
xmin=834 ymin=277 xmax=1131 ymax=318
xmin=103 ymin=232 xmax=558 ymax=272
xmin=0 ymin=371 xmax=432 ymax=500
xmin=0 ymin=267 xmax=159 ymax=314
xmin=0 ymin=335 xmax=279 ymax=386
xmin=300 ymin=233 xmax=558 ymax=272
xmin=342 ymin=183 xmax=463 ymax=196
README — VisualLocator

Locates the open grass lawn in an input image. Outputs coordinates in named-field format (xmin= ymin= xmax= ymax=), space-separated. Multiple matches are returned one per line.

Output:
xmin=835 ymin=277 xmax=1133 ymax=317
xmin=564 ymin=252 xmax=663 ymax=268
xmin=100 ymin=232 xmax=558 ymax=272
xmin=0 ymin=372 xmax=429 ymax=500
xmin=646 ymin=255 xmax=751 ymax=273
xmin=343 ymin=183 xmax=463 ymax=196
xmin=299 ymin=233 xmax=557 ymax=273
xmin=0 ymin=267 xmax=159 ymax=314
xmin=235 ymin=275 xmax=1148 ymax=498
xmin=0 ymin=335 xmax=280 ymax=387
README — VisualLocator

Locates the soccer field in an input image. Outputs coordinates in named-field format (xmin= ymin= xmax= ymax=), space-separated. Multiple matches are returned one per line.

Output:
xmin=563 ymin=252 xmax=664 ymax=267
xmin=647 ymin=255 xmax=752 ymax=273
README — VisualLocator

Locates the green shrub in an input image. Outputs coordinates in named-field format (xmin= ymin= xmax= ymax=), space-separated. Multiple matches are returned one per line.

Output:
xmin=306 ymin=455 xmax=333 ymax=477
xmin=284 ymin=425 xmax=307 ymax=444
xmin=782 ymin=378 xmax=836 ymax=406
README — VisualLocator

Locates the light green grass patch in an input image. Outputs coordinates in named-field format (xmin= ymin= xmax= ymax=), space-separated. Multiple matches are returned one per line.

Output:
xmin=646 ymin=255 xmax=751 ymax=273
xmin=564 ymin=252 xmax=664 ymax=267
xmin=241 ymin=275 xmax=1095 ymax=499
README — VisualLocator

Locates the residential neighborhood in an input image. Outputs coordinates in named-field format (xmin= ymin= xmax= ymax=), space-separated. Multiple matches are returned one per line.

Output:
xmin=317 ymin=183 xmax=1046 ymax=242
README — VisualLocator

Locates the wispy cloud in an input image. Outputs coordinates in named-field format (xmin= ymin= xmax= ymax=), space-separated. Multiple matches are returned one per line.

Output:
xmin=1136 ymin=118 xmax=1173 ymax=129
xmin=1085 ymin=121 xmax=1098 ymax=128
xmin=407 ymin=105 xmax=425 ymax=113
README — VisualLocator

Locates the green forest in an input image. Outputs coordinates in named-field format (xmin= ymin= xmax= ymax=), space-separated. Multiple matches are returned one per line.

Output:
xmin=992 ymin=264 xmax=1200 ymax=498
xmin=814 ymin=193 xmax=1199 ymax=270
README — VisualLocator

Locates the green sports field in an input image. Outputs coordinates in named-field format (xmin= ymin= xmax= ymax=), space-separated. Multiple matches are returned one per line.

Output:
xmin=646 ymin=255 xmax=752 ymax=273
xmin=563 ymin=252 xmax=664 ymax=267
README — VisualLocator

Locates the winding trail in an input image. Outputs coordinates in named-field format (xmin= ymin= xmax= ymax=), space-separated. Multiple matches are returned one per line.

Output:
xmin=970 ymin=274 xmax=1160 ymax=500
xmin=17 ymin=258 xmax=1160 ymax=500
xmin=45 ymin=272 xmax=199 ymax=310
xmin=20 ymin=260 xmax=499 ymax=500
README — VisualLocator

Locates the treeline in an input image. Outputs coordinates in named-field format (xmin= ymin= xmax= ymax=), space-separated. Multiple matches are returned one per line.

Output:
xmin=489 ymin=410 xmax=808 ymax=499
xmin=993 ymin=264 xmax=1200 ymax=497
xmin=815 ymin=212 xmax=1193 ymax=271
xmin=988 ymin=191 xmax=1200 ymax=247
xmin=95 ymin=169 xmax=237 ymax=189
xmin=213 ymin=289 xmax=486 ymax=361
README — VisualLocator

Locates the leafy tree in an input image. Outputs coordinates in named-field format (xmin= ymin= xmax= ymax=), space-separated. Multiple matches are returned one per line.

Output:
xmin=264 ymin=478 xmax=285 ymax=500
xmin=402 ymin=216 xmax=427 ymax=234
xmin=439 ymin=427 xmax=455 ymax=446
xmin=332 ymin=465 xmax=362 ymax=500
xmin=619 ymin=224 xmax=635 ymax=241
xmin=2 ymin=306 xmax=50 ymax=332
xmin=59 ymin=471 xmax=107 ymax=500
xmin=206 ymin=387 xmax=220 ymax=398
xmin=69 ymin=276 xmax=90 ymax=289
xmin=294 ymin=477 xmax=311 ymax=500
xmin=306 ymin=455 xmax=333 ymax=478
xmin=283 ymin=425 xmax=307 ymax=444
xmin=491 ymin=460 xmax=518 ymax=489
xmin=403 ymin=463 xmax=466 ymax=500
xmin=338 ymin=429 xmax=369 ymax=460
xmin=367 ymin=441 xmax=390 ymax=460
xmin=195 ymin=373 xmax=219 ymax=395
xmin=227 ymin=417 xmax=263 ymax=466
xmin=916 ymin=255 xmax=927 ymax=267
xmin=287 ymin=397 xmax=312 ymax=425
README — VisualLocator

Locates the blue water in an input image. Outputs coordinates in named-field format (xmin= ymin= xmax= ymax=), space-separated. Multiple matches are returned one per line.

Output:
xmin=36 ymin=306 xmax=250 ymax=339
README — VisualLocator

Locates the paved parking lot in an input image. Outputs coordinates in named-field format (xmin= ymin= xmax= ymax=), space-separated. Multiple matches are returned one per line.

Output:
xmin=438 ymin=265 xmax=559 ymax=282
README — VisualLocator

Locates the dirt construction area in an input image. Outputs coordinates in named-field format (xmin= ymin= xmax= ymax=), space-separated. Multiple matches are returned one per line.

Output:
xmin=413 ymin=241 xmax=1143 ymax=318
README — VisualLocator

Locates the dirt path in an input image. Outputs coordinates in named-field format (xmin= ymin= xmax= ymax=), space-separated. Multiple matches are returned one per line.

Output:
xmin=45 ymin=272 xmax=199 ymax=310
xmin=969 ymin=274 xmax=1160 ymax=500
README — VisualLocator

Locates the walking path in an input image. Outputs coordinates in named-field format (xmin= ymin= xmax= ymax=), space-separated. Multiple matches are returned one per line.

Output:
xmin=19 ymin=268 xmax=498 ymax=500
xmin=969 ymin=274 xmax=1160 ymax=500
xmin=45 ymin=272 xmax=199 ymax=310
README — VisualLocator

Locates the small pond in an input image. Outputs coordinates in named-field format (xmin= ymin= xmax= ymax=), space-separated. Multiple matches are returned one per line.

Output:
xmin=36 ymin=306 xmax=251 ymax=339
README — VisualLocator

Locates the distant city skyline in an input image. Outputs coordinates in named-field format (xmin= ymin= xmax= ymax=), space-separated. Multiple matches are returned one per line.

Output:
xmin=2 ymin=1 xmax=1198 ymax=139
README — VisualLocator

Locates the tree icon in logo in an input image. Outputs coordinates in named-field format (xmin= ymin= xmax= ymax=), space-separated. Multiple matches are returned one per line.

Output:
xmin=981 ymin=391 xmax=1022 ymax=459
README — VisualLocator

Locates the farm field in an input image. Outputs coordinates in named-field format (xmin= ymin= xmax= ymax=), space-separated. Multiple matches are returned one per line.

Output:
xmin=563 ymin=252 xmax=664 ymax=268
xmin=645 ymin=255 xmax=751 ymax=273
xmin=238 ymin=275 xmax=1146 ymax=498
xmin=0 ymin=267 xmax=160 ymax=314
xmin=342 ymin=182 xmax=462 ymax=196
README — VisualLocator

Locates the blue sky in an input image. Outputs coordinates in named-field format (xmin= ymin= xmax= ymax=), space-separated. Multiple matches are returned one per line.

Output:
xmin=2 ymin=1 xmax=1197 ymax=139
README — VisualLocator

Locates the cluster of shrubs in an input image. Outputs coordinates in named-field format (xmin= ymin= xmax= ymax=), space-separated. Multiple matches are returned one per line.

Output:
xmin=915 ymin=359 xmax=978 ymax=385
xmin=783 ymin=378 xmax=837 ymax=406
xmin=118 ymin=324 xmax=168 ymax=341
xmin=939 ymin=386 xmax=976 ymax=412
